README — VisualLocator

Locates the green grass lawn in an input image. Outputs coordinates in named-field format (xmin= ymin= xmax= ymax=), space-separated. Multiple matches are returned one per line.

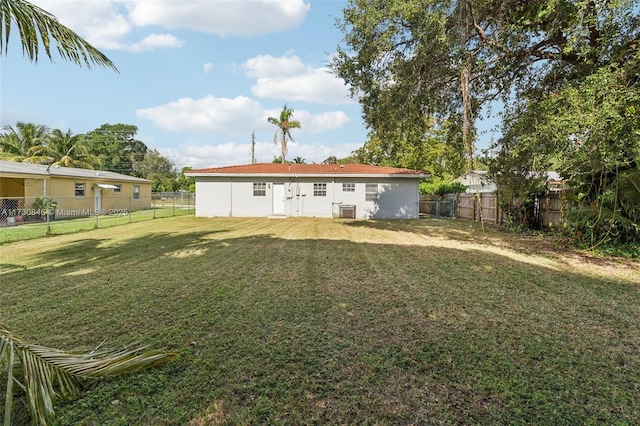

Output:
xmin=0 ymin=206 xmax=193 ymax=244
xmin=1 ymin=217 xmax=639 ymax=425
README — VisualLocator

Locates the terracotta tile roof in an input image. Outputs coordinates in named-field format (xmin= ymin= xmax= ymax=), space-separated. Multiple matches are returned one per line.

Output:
xmin=187 ymin=163 xmax=428 ymax=177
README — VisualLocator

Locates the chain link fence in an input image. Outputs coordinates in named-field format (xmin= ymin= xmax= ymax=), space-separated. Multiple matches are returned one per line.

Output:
xmin=1 ymin=192 xmax=194 ymax=243
xmin=419 ymin=195 xmax=457 ymax=219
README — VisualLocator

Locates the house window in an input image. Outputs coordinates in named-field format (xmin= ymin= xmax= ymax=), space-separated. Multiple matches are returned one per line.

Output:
xmin=365 ymin=183 xmax=378 ymax=201
xmin=314 ymin=183 xmax=327 ymax=197
xmin=342 ymin=183 xmax=355 ymax=192
xmin=114 ymin=184 xmax=122 ymax=193
xmin=253 ymin=182 xmax=266 ymax=196
xmin=133 ymin=185 xmax=140 ymax=200
xmin=75 ymin=183 xmax=85 ymax=197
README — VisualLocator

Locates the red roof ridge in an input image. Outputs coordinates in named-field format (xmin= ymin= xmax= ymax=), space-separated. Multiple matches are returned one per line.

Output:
xmin=187 ymin=163 xmax=427 ymax=176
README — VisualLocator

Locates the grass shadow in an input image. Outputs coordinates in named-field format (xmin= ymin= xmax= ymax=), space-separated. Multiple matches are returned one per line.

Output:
xmin=1 ymin=223 xmax=639 ymax=424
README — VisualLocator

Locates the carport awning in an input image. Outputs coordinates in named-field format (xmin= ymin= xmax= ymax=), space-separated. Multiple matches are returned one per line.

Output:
xmin=95 ymin=184 xmax=119 ymax=189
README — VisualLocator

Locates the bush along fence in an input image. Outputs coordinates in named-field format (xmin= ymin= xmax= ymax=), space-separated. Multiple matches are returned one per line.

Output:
xmin=420 ymin=192 xmax=569 ymax=230
xmin=0 ymin=192 xmax=194 ymax=242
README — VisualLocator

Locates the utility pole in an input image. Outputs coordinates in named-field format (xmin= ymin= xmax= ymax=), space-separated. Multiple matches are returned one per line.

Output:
xmin=251 ymin=131 xmax=256 ymax=164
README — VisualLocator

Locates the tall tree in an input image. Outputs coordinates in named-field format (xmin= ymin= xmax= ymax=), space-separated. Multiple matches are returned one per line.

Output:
xmin=354 ymin=116 xmax=463 ymax=176
xmin=84 ymin=124 xmax=148 ymax=176
xmin=267 ymin=105 xmax=301 ymax=163
xmin=331 ymin=0 xmax=639 ymax=172
xmin=176 ymin=166 xmax=195 ymax=192
xmin=488 ymin=60 xmax=640 ymax=241
xmin=27 ymin=128 xmax=100 ymax=168
xmin=136 ymin=149 xmax=178 ymax=192
xmin=0 ymin=122 xmax=49 ymax=161
xmin=0 ymin=0 xmax=117 ymax=71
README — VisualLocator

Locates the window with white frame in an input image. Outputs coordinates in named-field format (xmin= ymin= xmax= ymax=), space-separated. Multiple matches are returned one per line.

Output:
xmin=133 ymin=184 xmax=140 ymax=200
xmin=114 ymin=184 xmax=122 ymax=193
xmin=75 ymin=183 xmax=85 ymax=197
xmin=314 ymin=183 xmax=327 ymax=196
xmin=365 ymin=183 xmax=379 ymax=201
xmin=342 ymin=183 xmax=355 ymax=192
xmin=253 ymin=182 xmax=267 ymax=196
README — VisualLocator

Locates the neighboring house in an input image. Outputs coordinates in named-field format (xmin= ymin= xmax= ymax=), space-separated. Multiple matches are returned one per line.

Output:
xmin=0 ymin=160 xmax=151 ymax=221
xmin=186 ymin=163 xmax=429 ymax=219
xmin=545 ymin=171 xmax=567 ymax=193
xmin=454 ymin=171 xmax=497 ymax=193
xmin=454 ymin=170 xmax=566 ymax=194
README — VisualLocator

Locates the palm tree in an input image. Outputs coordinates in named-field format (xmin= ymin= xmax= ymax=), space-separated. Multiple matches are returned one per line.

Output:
xmin=292 ymin=156 xmax=306 ymax=164
xmin=267 ymin=105 xmax=301 ymax=163
xmin=1 ymin=324 xmax=175 ymax=426
xmin=27 ymin=129 xmax=100 ymax=168
xmin=0 ymin=122 xmax=49 ymax=161
xmin=0 ymin=0 xmax=118 ymax=71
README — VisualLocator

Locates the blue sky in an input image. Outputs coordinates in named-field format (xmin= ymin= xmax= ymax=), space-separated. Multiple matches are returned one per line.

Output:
xmin=1 ymin=0 xmax=497 ymax=170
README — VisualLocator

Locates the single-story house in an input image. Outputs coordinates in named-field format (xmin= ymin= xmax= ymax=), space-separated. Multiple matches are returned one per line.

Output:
xmin=186 ymin=163 xmax=429 ymax=219
xmin=0 ymin=160 xmax=151 ymax=222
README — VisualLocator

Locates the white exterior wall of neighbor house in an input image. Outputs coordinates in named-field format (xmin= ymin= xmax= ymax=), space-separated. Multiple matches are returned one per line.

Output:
xmin=193 ymin=176 xmax=421 ymax=219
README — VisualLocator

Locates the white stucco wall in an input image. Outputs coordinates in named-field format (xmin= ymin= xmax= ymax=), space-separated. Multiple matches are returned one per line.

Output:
xmin=194 ymin=176 xmax=420 ymax=219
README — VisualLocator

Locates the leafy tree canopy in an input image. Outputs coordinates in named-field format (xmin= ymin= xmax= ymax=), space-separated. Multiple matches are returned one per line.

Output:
xmin=488 ymin=57 xmax=640 ymax=242
xmin=136 ymin=148 xmax=178 ymax=192
xmin=0 ymin=122 xmax=49 ymax=161
xmin=27 ymin=128 xmax=100 ymax=169
xmin=176 ymin=167 xmax=195 ymax=192
xmin=84 ymin=124 xmax=148 ymax=177
xmin=332 ymin=0 xmax=639 ymax=173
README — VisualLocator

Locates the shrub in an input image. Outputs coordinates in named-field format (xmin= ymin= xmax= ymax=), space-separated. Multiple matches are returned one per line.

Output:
xmin=420 ymin=180 xmax=467 ymax=196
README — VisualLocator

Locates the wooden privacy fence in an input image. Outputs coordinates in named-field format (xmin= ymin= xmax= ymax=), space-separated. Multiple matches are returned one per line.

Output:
xmin=421 ymin=192 xmax=568 ymax=229
xmin=456 ymin=193 xmax=499 ymax=223
xmin=537 ymin=193 xmax=567 ymax=229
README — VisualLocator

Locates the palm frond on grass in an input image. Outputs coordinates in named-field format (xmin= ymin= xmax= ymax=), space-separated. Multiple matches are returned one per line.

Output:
xmin=1 ymin=324 xmax=176 ymax=426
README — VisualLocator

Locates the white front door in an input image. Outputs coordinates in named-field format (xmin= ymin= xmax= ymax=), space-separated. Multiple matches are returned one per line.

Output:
xmin=273 ymin=183 xmax=286 ymax=215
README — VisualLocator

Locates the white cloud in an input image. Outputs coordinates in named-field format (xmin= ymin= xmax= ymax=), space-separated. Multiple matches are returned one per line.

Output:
xmin=291 ymin=110 xmax=351 ymax=134
xmin=127 ymin=0 xmax=310 ymax=36
xmin=30 ymin=0 xmax=309 ymax=51
xmin=252 ymin=71 xmax=351 ymax=104
xmin=136 ymin=95 xmax=265 ymax=135
xmin=243 ymin=55 xmax=353 ymax=105
xmin=128 ymin=34 xmax=184 ymax=52
xmin=242 ymin=55 xmax=307 ymax=78
xmin=32 ymin=0 xmax=132 ymax=49
xmin=160 ymin=140 xmax=361 ymax=169
xmin=203 ymin=63 xmax=214 ymax=73
xmin=138 ymin=96 xmax=352 ymax=135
